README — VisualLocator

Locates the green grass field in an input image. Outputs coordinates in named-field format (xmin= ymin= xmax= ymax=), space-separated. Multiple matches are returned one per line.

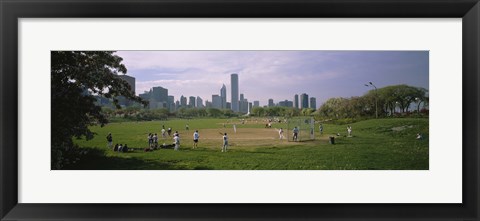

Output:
xmin=68 ymin=117 xmax=429 ymax=170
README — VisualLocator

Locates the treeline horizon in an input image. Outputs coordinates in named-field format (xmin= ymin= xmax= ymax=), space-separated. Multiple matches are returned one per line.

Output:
xmin=102 ymin=84 xmax=428 ymax=122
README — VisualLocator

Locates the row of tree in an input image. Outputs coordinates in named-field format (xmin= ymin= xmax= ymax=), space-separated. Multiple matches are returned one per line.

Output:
xmin=104 ymin=106 xmax=239 ymax=121
xmin=317 ymin=85 xmax=428 ymax=119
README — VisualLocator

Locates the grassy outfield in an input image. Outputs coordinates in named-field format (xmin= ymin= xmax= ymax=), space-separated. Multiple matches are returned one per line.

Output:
xmin=69 ymin=118 xmax=429 ymax=170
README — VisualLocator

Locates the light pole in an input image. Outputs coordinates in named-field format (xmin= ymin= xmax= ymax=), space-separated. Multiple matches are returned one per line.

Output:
xmin=365 ymin=82 xmax=378 ymax=118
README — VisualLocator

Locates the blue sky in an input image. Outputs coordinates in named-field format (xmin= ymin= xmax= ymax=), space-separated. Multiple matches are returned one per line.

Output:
xmin=115 ymin=51 xmax=428 ymax=106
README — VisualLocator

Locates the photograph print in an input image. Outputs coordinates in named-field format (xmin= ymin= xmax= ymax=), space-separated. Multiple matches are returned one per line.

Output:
xmin=51 ymin=50 xmax=429 ymax=170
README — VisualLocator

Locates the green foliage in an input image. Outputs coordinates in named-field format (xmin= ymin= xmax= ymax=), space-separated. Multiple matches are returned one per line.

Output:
xmin=68 ymin=118 xmax=429 ymax=170
xmin=251 ymin=106 xmax=301 ymax=117
xmin=51 ymin=51 xmax=147 ymax=169
xmin=317 ymin=84 xmax=428 ymax=120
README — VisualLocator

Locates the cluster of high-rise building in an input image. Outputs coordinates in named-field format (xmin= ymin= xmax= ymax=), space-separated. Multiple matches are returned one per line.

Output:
xmin=113 ymin=73 xmax=318 ymax=113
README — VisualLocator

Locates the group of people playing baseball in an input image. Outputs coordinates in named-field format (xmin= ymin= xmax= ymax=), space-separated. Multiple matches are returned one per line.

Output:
xmin=106 ymin=127 xmax=229 ymax=153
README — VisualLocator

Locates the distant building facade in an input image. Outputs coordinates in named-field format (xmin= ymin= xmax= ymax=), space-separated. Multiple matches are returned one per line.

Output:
xmin=189 ymin=96 xmax=196 ymax=108
xmin=268 ymin=99 xmax=274 ymax=107
xmin=212 ymin=95 xmax=222 ymax=109
xmin=196 ymin=96 xmax=204 ymax=108
xmin=279 ymin=100 xmax=293 ymax=107
xmin=117 ymin=74 xmax=136 ymax=106
xmin=231 ymin=73 xmax=239 ymax=112
xmin=294 ymin=94 xmax=299 ymax=109
xmin=310 ymin=97 xmax=317 ymax=109
xmin=300 ymin=93 xmax=309 ymax=109
xmin=220 ymin=84 xmax=227 ymax=109
xmin=180 ymin=95 xmax=187 ymax=108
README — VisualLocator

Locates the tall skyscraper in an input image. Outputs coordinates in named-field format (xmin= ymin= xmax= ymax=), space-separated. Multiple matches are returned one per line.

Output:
xmin=268 ymin=99 xmax=274 ymax=107
xmin=240 ymin=98 xmax=249 ymax=113
xmin=294 ymin=94 xmax=299 ymax=109
xmin=117 ymin=75 xmax=136 ymax=95
xmin=180 ymin=95 xmax=187 ymax=108
xmin=253 ymin=101 xmax=260 ymax=107
xmin=220 ymin=84 xmax=227 ymax=109
xmin=212 ymin=95 xmax=222 ymax=109
xmin=152 ymin=86 xmax=168 ymax=102
xmin=196 ymin=96 xmax=204 ymax=108
xmin=231 ymin=73 xmax=239 ymax=112
xmin=189 ymin=96 xmax=196 ymax=108
xmin=168 ymin=95 xmax=175 ymax=112
xmin=300 ymin=93 xmax=309 ymax=109
xmin=310 ymin=97 xmax=317 ymax=109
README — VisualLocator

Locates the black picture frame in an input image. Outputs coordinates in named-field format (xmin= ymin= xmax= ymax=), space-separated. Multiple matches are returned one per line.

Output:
xmin=1 ymin=0 xmax=479 ymax=220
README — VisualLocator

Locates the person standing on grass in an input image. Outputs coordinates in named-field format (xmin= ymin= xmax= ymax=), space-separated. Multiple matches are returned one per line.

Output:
xmin=347 ymin=125 xmax=352 ymax=137
xmin=319 ymin=124 xmax=324 ymax=135
xmin=148 ymin=133 xmax=153 ymax=148
xmin=173 ymin=134 xmax=180 ymax=151
xmin=193 ymin=130 xmax=200 ymax=149
xmin=106 ymin=133 xmax=113 ymax=149
xmin=233 ymin=124 xmax=237 ymax=133
xmin=161 ymin=128 xmax=166 ymax=139
xmin=279 ymin=128 xmax=285 ymax=140
xmin=292 ymin=127 xmax=299 ymax=141
xmin=222 ymin=133 xmax=228 ymax=152
xmin=186 ymin=124 xmax=189 ymax=130
xmin=167 ymin=127 xmax=172 ymax=136
xmin=153 ymin=133 xmax=158 ymax=148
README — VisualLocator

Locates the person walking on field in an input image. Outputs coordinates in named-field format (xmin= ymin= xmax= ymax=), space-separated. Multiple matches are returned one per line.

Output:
xmin=319 ymin=124 xmax=323 ymax=135
xmin=222 ymin=133 xmax=228 ymax=152
xmin=173 ymin=134 xmax=180 ymax=151
xmin=193 ymin=130 xmax=200 ymax=149
xmin=106 ymin=133 xmax=113 ymax=148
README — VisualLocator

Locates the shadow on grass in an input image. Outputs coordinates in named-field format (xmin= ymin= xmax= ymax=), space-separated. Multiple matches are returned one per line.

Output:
xmin=60 ymin=147 xmax=189 ymax=170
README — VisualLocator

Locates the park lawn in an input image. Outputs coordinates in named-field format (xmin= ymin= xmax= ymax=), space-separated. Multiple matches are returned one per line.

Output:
xmin=68 ymin=118 xmax=429 ymax=170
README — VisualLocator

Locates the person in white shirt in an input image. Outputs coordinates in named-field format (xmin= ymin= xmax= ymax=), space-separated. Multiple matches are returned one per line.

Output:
xmin=161 ymin=128 xmax=166 ymax=139
xmin=193 ymin=130 xmax=200 ymax=149
xmin=173 ymin=135 xmax=180 ymax=151
xmin=222 ymin=133 xmax=228 ymax=152
xmin=279 ymin=128 xmax=284 ymax=140
xmin=347 ymin=126 xmax=352 ymax=137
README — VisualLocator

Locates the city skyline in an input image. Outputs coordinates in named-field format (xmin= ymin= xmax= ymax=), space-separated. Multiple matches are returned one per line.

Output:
xmin=115 ymin=51 xmax=429 ymax=106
